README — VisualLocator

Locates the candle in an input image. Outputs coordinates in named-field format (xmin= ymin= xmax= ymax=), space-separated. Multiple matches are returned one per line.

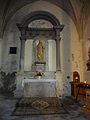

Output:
xmin=75 ymin=77 xmax=78 ymax=80
xmin=84 ymin=80 xmax=86 ymax=84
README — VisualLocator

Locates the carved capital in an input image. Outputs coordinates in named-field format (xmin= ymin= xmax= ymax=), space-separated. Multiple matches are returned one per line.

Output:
xmin=53 ymin=25 xmax=64 ymax=32
xmin=55 ymin=37 xmax=61 ymax=42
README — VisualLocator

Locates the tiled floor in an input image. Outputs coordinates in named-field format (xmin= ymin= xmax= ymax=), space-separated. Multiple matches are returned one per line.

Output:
xmin=0 ymin=94 xmax=90 ymax=120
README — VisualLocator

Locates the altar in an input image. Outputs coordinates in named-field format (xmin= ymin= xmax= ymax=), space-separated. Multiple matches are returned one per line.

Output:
xmin=14 ymin=77 xmax=57 ymax=97
xmin=23 ymin=79 xmax=57 ymax=97
xmin=14 ymin=20 xmax=64 ymax=98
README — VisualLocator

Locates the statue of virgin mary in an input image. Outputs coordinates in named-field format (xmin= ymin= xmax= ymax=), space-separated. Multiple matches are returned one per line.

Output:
xmin=37 ymin=40 xmax=44 ymax=62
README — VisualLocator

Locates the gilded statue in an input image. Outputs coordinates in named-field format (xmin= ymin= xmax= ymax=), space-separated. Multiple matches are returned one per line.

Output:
xmin=37 ymin=40 xmax=44 ymax=62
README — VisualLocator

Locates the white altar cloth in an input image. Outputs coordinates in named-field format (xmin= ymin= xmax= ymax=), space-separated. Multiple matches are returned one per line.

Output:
xmin=22 ymin=79 xmax=57 ymax=87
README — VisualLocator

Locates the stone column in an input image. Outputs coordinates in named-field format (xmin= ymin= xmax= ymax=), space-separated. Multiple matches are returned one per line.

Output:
xmin=19 ymin=37 xmax=26 ymax=71
xmin=54 ymin=26 xmax=62 ymax=71
xmin=55 ymin=38 xmax=61 ymax=71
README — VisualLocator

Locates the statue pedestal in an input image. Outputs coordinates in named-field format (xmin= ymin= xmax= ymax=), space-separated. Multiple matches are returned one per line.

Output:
xmin=32 ymin=62 xmax=46 ymax=72
xmin=35 ymin=62 xmax=46 ymax=72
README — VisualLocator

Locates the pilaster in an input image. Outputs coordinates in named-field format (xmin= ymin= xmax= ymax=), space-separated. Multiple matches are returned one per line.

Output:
xmin=54 ymin=25 xmax=64 ymax=71
xmin=19 ymin=37 xmax=26 ymax=71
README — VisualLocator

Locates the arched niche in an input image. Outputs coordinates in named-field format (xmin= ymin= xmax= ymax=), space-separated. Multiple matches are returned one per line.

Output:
xmin=17 ymin=11 xmax=64 ymax=72
xmin=21 ymin=11 xmax=60 ymax=27
xmin=28 ymin=19 xmax=53 ymax=28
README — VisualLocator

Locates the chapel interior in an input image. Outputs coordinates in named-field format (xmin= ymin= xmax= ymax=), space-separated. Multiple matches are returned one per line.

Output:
xmin=0 ymin=0 xmax=90 ymax=119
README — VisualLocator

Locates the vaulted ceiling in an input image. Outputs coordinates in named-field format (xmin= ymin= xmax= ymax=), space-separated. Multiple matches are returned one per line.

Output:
xmin=0 ymin=0 xmax=90 ymax=39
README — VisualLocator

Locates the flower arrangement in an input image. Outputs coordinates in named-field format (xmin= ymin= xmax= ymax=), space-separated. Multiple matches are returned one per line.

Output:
xmin=36 ymin=72 xmax=43 ymax=76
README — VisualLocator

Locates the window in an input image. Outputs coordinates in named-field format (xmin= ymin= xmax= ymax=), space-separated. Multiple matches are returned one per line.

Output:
xmin=9 ymin=47 xmax=17 ymax=54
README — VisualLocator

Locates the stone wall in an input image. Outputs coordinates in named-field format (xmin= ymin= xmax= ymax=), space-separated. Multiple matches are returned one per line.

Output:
xmin=84 ymin=17 xmax=90 ymax=83
xmin=0 ymin=1 xmax=84 ymax=97
xmin=0 ymin=39 xmax=2 ymax=69
xmin=0 ymin=71 xmax=16 ymax=96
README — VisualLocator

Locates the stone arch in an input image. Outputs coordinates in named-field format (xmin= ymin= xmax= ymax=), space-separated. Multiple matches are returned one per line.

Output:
xmin=21 ymin=11 xmax=60 ymax=27
xmin=17 ymin=10 xmax=64 ymax=71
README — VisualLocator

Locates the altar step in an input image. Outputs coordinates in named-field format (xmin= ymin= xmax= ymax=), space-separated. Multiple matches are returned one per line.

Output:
xmin=12 ymin=97 xmax=68 ymax=115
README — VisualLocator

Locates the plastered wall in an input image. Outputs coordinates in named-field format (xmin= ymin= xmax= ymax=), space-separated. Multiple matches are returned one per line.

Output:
xmin=0 ymin=39 xmax=2 ymax=69
xmin=84 ymin=17 xmax=90 ymax=83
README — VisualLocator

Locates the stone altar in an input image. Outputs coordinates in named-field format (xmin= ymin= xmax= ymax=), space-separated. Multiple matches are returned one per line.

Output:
xmin=14 ymin=78 xmax=57 ymax=98
xmin=23 ymin=79 xmax=57 ymax=97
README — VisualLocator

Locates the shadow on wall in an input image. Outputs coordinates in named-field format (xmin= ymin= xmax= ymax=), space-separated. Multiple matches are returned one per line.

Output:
xmin=0 ymin=71 xmax=16 ymax=96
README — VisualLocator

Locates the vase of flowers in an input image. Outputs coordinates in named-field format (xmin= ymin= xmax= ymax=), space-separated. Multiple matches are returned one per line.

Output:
xmin=35 ymin=72 xmax=44 ymax=79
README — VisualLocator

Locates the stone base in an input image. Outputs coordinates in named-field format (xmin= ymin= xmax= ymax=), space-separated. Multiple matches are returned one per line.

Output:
xmin=14 ymin=89 xmax=24 ymax=98
xmin=16 ymin=71 xmax=56 ymax=79
xmin=14 ymin=71 xmax=56 ymax=98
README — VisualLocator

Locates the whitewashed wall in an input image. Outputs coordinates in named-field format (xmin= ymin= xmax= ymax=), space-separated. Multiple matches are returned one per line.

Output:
xmin=70 ymin=22 xmax=84 ymax=82
xmin=84 ymin=17 xmax=90 ymax=83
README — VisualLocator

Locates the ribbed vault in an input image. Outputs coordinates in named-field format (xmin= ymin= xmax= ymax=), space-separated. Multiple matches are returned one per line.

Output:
xmin=0 ymin=0 xmax=90 ymax=39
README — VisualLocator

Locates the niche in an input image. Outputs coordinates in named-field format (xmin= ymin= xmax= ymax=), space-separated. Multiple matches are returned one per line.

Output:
xmin=73 ymin=71 xmax=80 ymax=82
xmin=9 ymin=47 xmax=17 ymax=54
